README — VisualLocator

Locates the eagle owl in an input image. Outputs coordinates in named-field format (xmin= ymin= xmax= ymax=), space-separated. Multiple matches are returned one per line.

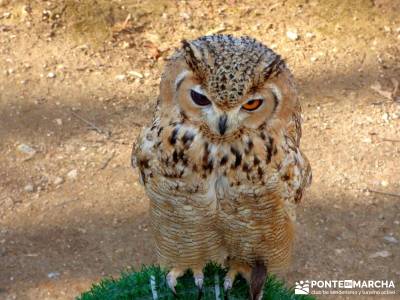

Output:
xmin=133 ymin=35 xmax=311 ymax=299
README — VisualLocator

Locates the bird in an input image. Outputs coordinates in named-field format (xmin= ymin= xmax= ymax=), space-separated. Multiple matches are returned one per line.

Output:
xmin=132 ymin=34 xmax=312 ymax=299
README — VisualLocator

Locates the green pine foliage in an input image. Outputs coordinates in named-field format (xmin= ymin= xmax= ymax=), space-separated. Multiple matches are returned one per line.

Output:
xmin=78 ymin=263 xmax=315 ymax=300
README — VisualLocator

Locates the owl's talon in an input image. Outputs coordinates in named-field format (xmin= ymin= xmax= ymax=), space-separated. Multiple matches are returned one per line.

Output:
xmin=166 ymin=272 xmax=177 ymax=294
xmin=224 ymin=277 xmax=233 ymax=291
xmin=194 ymin=273 xmax=204 ymax=289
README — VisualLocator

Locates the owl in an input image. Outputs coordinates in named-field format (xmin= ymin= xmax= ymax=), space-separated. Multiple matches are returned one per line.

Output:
xmin=132 ymin=35 xmax=311 ymax=299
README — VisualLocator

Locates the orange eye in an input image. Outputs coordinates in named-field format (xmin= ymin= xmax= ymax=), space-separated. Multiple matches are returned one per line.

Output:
xmin=242 ymin=99 xmax=263 ymax=111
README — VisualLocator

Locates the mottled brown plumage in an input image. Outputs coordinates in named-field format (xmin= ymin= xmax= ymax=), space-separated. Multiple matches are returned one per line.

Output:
xmin=132 ymin=34 xmax=311 ymax=298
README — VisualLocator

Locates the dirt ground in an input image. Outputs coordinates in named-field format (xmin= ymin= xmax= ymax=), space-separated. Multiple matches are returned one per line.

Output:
xmin=0 ymin=0 xmax=399 ymax=299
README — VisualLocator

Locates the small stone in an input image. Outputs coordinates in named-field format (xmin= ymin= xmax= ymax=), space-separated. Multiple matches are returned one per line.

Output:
xmin=180 ymin=12 xmax=190 ymax=20
xmin=383 ymin=26 xmax=391 ymax=32
xmin=369 ymin=250 xmax=391 ymax=258
xmin=127 ymin=71 xmax=144 ymax=79
xmin=47 ymin=272 xmax=60 ymax=279
xmin=362 ymin=137 xmax=372 ymax=143
xmin=121 ymin=41 xmax=131 ymax=49
xmin=17 ymin=144 xmax=36 ymax=155
xmin=286 ymin=30 xmax=299 ymax=41
xmin=382 ymin=113 xmax=389 ymax=122
xmin=47 ymin=72 xmax=56 ymax=78
xmin=381 ymin=180 xmax=389 ymax=187
xmin=53 ymin=177 xmax=64 ymax=186
xmin=67 ymin=169 xmax=78 ymax=180
xmin=305 ymin=32 xmax=316 ymax=39
xmin=21 ymin=5 xmax=30 ymax=19
xmin=55 ymin=118 xmax=62 ymax=126
xmin=335 ymin=248 xmax=344 ymax=254
xmin=383 ymin=236 xmax=398 ymax=244
xmin=115 ymin=74 xmax=126 ymax=81
xmin=24 ymin=184 xmax=34 ymax=193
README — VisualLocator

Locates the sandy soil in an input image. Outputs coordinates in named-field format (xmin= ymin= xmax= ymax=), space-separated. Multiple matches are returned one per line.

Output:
xmin=0 ymin=0 xmax=399 ymax=299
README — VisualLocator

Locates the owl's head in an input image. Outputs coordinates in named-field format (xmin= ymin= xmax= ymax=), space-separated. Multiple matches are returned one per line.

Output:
xmin=159 ymin=35 xmax=297 ymax=140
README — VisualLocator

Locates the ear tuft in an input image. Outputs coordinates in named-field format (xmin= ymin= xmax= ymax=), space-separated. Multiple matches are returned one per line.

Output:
xmin=181 ymin=39 xmax=205 ymax=75
xmin=263 ymin=54 xmax=284 ymax=80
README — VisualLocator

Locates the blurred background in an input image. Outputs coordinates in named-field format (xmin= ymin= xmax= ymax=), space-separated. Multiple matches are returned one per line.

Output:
xmin=0 ymin=0 xmax=399 ymax=299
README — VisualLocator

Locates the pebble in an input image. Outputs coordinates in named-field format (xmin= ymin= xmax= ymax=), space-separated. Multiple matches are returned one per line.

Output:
xmin=286 ymin=30 xmax=299 ymax=41
xmin=180 ymin=12 xmax=190 ymax=20
xmin=47 ymin=72 xmax=56 ymax=78
xmin=115 ymin=74 xmax=126 ymax=81
xmin=53 ymin=177 xmax=64 ymax=186
xmin=127 ymin=71 xmax=144 ymax=79
xmin=382 ymin=113 xmax=389 ymax=122
xmin=369 ymin=250 xmax=391 ymax=258
xmin=383 ymin=236 xmax=398 ymax=244
xmin=17 ymin=144 xmax=36 ymax=155
xmin=24 ymin=184 xmax=34 ymax=193
xmin=55 ymin=118 xmax=62 ymax=126
xmin=47 ymin=271 xmax=60 ymax=279
xmin=381 ymin=180 xmax=389 ymax=187
xmin=362 ymin=137 xmax=372 ymax=144
xmin=120 ymin=41 xmax=131 ymax=49
xmin=67 ymin=169 xmax=78 ymax=180
xmin=305 ymin=32 xmax=316 ymax=39
xmin=335 ymin=248 xmax=344 ymax=254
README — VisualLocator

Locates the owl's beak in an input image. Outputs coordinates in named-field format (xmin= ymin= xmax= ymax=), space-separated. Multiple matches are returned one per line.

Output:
xmin=218 ymin=114 xmax=228 ymax=135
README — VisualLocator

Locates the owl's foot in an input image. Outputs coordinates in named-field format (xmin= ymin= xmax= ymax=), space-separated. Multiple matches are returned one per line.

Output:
xmin=193 ymin=269 xmax=204 ymax=290
xmin=223 ymin=276 xmax=234 ymax=291
xmin=166 ymin=268 xmax=184 ymax=294
xmin=223 ymin=260 xmax=252 ymax=291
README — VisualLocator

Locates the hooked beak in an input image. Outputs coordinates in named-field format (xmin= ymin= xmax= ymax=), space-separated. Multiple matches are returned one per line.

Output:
xmin=218 ymin=114 xmax=228 ymax=135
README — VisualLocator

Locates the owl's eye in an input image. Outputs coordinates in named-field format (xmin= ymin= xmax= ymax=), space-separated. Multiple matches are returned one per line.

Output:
xmin=190 ymin=89 xmax=211 ymax=106
xmin=242 ymin=99 xmax=263 ymax=111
